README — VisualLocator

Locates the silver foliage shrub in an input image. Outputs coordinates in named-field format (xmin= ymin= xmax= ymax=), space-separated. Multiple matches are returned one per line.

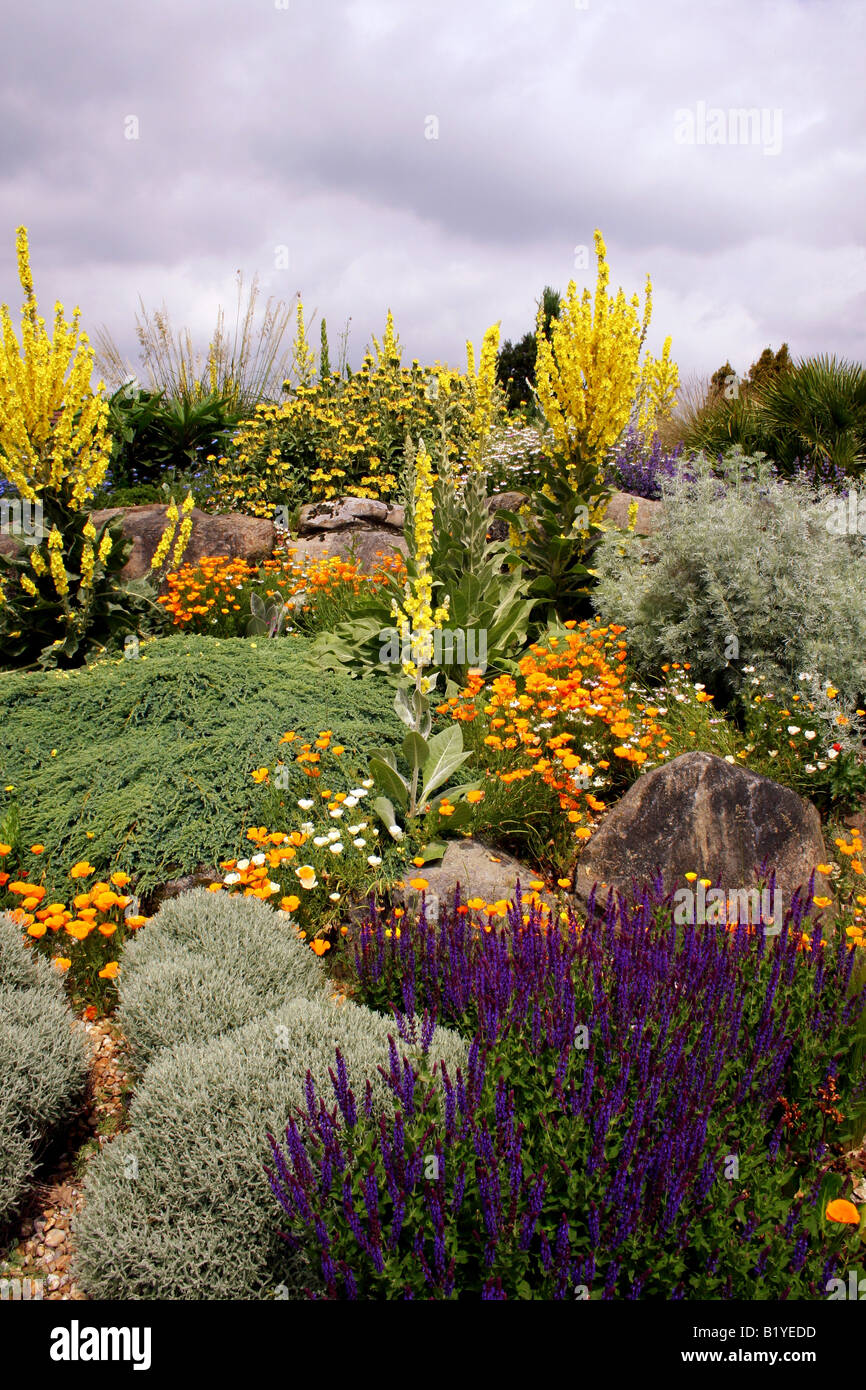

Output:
xmin=118 ymin=889 xmax=329 ymax=1070
xmin=74 ymin=997 xmax=468 ymax=1300
xmin=593 ymin=450 xmax=866 ymax=699
xmin=0 ymin=916 xmax=90 ymax=1226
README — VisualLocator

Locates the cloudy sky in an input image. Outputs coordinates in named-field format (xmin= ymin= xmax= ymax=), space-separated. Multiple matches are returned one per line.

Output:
xmin=1 ymin=0 xmax=863 ymax=391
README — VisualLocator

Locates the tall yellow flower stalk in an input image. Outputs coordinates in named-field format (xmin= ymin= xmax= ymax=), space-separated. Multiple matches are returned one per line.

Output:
xmin=47 ymin=526 xmax=69 ymax=597
xmin=390 ymin=441 xmax=449 ymax=692
xmin=150 ymin=491 xmax=194 ymax=579
xmin=372 ymin=309 xmax=401 ymax=371
xmin=534 ymin=229 xmax=653 ymax=482
xmin=464 ymin=323 xmax=501 ymax=472
xmin=291 ymin=298 xmax=317 ymax=388
xmin=636 ymin=335 xmax=679 ymax=433
xmin=0 ymin=227 xmax=110 ymax=507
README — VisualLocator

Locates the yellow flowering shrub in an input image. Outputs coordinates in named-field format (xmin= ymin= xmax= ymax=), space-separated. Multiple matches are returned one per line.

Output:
xmin=534 ymin=229 xmax=675 ymax=483
xmin=0 ymin=228 xmax=153 ymax=667
xmin=0 ymin=227 xmax=110 ymax=508
xmin=207 ymin=311 xmax=503 ymax=517
xmin=636 ymin=335 xmax=680 ymax=434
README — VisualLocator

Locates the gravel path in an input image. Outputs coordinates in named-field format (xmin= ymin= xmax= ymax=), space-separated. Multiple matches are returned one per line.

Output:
xmin=0 ymin=1017 xmax=132 ymax=1301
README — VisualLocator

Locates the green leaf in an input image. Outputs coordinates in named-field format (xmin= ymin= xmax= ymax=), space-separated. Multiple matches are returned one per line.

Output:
xmin=417 ymin=840 xmax=448 ymax=863
xmin=394 ymin=685 xmax=414 ymax=728
xmin=402 ymin=731 xmax=428 ymax=770
xmin=368 ymin=755 xmax=409 ymax=810
xmin=439 ymin=799 xmax=474 ymax=830
xmin=419 ymin=725 xmax=472 ymax=804
xmin=428 ymin=779 xmax=482 ymax=806
xmin=372 ymin=795 xmax=397 ymax=832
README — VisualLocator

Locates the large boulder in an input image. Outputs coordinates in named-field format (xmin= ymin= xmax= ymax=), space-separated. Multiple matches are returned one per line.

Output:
xmin=603 ymin=490 xmax=663 ymax=535
xmin=292 ymin=497 xmax=406 ymax=572
xmin=89 ymin=506 xmax=276 ymax=581
xmin=574 ymin=752 xmax=829 ymax=913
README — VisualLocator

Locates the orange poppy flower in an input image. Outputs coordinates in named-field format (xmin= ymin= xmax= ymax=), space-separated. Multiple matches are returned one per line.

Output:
xmin=826 ymin=1199 xmax=861 ymax=1226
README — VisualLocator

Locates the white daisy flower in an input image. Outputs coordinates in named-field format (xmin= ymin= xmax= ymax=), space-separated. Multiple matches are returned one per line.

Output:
xmin=298 ymin=798 xmax=314 ymax=810
xmin=367 ymin=854 xmax=382 ymax=867
xmin=329 ymin=842 xmax=344 ymax=855
xmin=353 ymin=838 xmax=366 ymax=849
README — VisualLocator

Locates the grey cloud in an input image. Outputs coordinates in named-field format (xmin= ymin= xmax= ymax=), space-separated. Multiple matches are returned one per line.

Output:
xmin=0 ymin=0 xmax=863 ymax=380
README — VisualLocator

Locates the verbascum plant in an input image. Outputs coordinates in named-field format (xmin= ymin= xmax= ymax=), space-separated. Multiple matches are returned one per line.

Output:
xmin=464 ymin=324 xmax=502 ymax=473
xmin=534 ymin=229 xmax=652 ymax=483
xmin=149 ymin=490 xmax=194 ymax=587
xmin=636 ymin=335 xmax=680 ymax=434
xmin=0 ymin=227 xmax=111 ymax=509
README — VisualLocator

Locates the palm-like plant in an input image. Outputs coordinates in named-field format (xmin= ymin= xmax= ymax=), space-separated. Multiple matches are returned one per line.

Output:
xmin=683 ymin=355 xmax=866 ymax=477
xmin=755 ymin=355 xmax=866 ymax=475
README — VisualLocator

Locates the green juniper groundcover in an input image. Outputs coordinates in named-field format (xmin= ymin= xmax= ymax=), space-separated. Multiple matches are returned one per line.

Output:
xmin=0 ymin=634 xmax=402 ymax=898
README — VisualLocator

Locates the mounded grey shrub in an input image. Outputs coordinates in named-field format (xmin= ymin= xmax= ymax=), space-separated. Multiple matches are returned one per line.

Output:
xmin=593 ymin=450 xmax=866 ymax=700
xmin=117 ymin=889 xmax=330 ymax=1070
xmin=0 ymin=916 xmax=90 ymax=1226
xmin=75 ymin=997 xmax=468 ymax=1300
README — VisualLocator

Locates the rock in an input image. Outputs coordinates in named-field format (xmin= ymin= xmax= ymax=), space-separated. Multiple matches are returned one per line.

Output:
xmin=141 ymin=865 xmax=223 ymax=915
xmin=299 ymin=498 xmax=404 ymax=533
xmin=574 ymin=751 xmax=829 ymax=914
xmin=395 ymin=838 xmax=555 ymax=923
xmin=88 ymin=505 xmax=276 ymax=583
xmin=285 ymin=531 xmax=407 ymax=573
xmin=485 ymin=491 xmax=527 ymax=542
xmin=603 ymin=490 xmax=663 ymax=535
xmin=843 ymin=803 xmax=866 ymax=837
xmin=290 ymin=496 xmax=407 ymax=572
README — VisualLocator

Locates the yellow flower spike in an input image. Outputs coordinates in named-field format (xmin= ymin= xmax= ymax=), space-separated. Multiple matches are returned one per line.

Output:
xmin=0 ymin=228 xmax=111 ymax=508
